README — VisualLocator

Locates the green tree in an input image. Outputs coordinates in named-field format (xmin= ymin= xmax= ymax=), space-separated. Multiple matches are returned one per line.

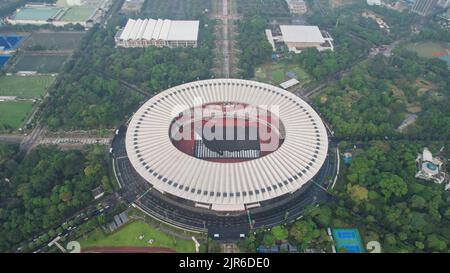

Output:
xmin=271 ymin=225 xmax=288 ymax=241
xmin=379 ymin=173 xmax=408 ymax=200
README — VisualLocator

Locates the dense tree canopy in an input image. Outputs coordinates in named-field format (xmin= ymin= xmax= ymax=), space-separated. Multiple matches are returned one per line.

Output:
xmin=0 ymin=145 xmax=111 ymax=252
xmin=315 ymin=50 xmax=450 ymax=139
xmin=330 ymin=141 xmax=450 ymax=252
xmin=236 ymin=15 xmax=273 ymax=78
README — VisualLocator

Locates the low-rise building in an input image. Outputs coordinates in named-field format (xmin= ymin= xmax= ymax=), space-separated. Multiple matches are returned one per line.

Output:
xmin=415 ymin=148 xmax=447 ymax=184
xmin=119 ymin=0 xmax=145 ymax=15
xmin=279 ymin=25 xmax=333 ymax=53
xmin=91 ymin=186 xmax=105 ymax=200
xmin=115 ymin=18 xmax=200 ymax=48
xmin=437 ymin=0 xmax=450 ymax=8
xmin=411 ymin=0 xmax=438 ymax=16
xmin=286 ymin=0 xmax=308 ymax=14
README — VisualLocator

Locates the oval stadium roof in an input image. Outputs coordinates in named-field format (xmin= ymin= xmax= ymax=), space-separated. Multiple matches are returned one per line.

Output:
xmin=125 ymin=79 xmax=329 ymax=211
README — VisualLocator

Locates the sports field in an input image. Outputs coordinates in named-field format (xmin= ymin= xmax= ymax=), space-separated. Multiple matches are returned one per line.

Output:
xmin=13 ymin=7 xmax=62 ymax=21
xmin=9 ymin=54 xmax=68 ymax=74
xmin=332 ymin=228 xmax=365 ymax=253
xmin=0 ymin=75 xmax=54 ymax=98
xmin=79 ymin=220 xmax=196 ymax=253
xmin=0 ymin=55 xmax=11 ymax=68
xmin=440 ymin=54 xmax=450 ymax=67
xmin=25 ymin=32 xmax=85 ymax=51
xmin=255 ymin=61 xmax=310 ymax=85
xmin=0 ymin=35 xmax=24 ymax=50
xmin=60 ymin=6 xmax=96 ymax=22
xmin=404 ymin=42 xmax=450 ymax=59
xmin=0 ymin=101 xmax=34 ymax=129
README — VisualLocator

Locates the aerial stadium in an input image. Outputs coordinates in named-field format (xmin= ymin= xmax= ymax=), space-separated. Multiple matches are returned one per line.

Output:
xmin=113 ymin=79 xmax=334 ymax=236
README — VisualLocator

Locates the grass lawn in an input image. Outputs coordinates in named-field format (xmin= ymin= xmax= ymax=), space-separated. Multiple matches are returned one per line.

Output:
xmin=60 ymin=7 xmax=96 ymax=22
xmin=0 ymin=75 xmax=54 ymax=98
xmin=271 ymin=69 xmax=285 ymax=83
xmin=10 ymin=54 xmax=68 ymax=74
xmin=79 ymin=220 xmax=196 ymax=253
xmin=0 ymin=101 xmax=34 ymax=129
xmin=255 ymin=60 xmax=310 ymax=85
xmin=25 ymin=32 xmax=85 ymax=51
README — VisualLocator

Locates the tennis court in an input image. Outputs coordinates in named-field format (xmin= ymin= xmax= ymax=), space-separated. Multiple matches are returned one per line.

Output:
xmin=332 ymin=228 xmax=365 ymax=253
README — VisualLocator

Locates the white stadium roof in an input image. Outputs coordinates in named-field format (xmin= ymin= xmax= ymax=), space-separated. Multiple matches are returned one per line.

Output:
xmin=126 ymin=79 xmax=329 ymax=211
xmin=119 ymin=18 xmax=199 ymax=41
xmin=280 ymin=25 xmax=325 ymax=44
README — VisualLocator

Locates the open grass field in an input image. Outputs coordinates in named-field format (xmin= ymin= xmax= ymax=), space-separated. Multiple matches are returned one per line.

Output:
xmin=140 ymin=0 xmax=212 ymax=19
xmin=404 ymin=42 xmax=450 ymax=59
xmin=24 ymin=32 xmax=85 ymax=51
xmin=78 ymin=220 xmax=196 ymax=253
xmin=9 ymin=54 xmax=68 ymax=74
xmin=0 ymin=101 xmax=34 ymax=129
xmin=237 ymin=0 xmax=290 ymax=17
xmin=0 ymin=75 xmax=54 ymax=98
xmin=255 ymin=61 xmax=310 ymax=86
xmin=60 ymin=6 xmax=96 ymax=22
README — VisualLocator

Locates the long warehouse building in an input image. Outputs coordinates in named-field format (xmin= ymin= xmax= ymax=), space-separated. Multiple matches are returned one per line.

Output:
xmin=115 ymin=18 xmax=200 ymax=48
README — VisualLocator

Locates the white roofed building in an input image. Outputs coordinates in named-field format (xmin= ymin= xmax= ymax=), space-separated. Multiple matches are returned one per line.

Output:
xmin=279 ymin=25 xmax=334 ymax=53
xmin=115 ymin=18 xmax=200 ymax=48
xmin=415 ymin=148 xmax=447 ymax=185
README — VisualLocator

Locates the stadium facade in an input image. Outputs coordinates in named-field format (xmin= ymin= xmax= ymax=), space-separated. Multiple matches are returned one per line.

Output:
xmin=115 ymin=18 xmax=199 ymax=48
xmin=125 ymin=79 xmax=329 ymax=212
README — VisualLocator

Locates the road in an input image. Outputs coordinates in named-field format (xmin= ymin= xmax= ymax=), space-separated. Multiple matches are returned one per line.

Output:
xmin=212 ymin=0 xmax=240 ymax=78
xmin=39 ymin=137 xmax=111 ymax=147
xmin=0 ymin=134 xmax=24 ymax=143
xmin=20 ymin=123 xmax=46 ymax=152
xmin=294 ymin=36 xmax=406 ymax=101
xmin=112 ymin=125 xmax=338 ymax=239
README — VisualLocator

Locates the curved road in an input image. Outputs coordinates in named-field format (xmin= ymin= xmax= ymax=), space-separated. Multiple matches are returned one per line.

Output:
xmin=112 ymin=125 xmax=337 ymax=239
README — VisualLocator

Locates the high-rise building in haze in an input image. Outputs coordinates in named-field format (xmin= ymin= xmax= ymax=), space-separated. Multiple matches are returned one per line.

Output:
xmin=411 ymin=0 xmax=438 ymax=16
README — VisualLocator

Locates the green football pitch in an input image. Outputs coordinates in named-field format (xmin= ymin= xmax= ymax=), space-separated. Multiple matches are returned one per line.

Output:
xmin=0 ymin=101 xmax=34 ymax=129
xmin=0 ymin=75 xmax=54 ymax=99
